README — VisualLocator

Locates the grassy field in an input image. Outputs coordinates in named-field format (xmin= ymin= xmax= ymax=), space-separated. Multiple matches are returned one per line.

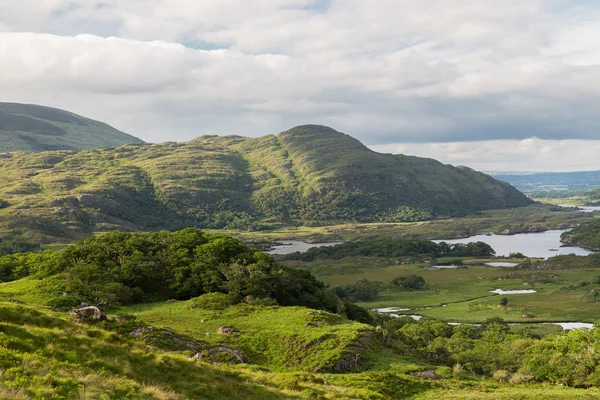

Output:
xmin=534 ymin=197 xmax=590 ymax=206
xmin=2 ymin=277 xmax=600 ymax=398
xmin=284 ymin=256 xmax=600 ymax=324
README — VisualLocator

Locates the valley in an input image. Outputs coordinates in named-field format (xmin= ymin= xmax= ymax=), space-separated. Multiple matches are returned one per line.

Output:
xmin=1 ymin=116 xmax=600 ymax=398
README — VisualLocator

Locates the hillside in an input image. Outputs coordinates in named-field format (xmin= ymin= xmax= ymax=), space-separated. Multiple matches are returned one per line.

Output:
xmin=0 ymin=102 xmax=143 ymax=152
xmin=562 ymin=221 xmax=600 ymax=250
xmin=0 ymin=229 xmax=599 ymax=399
xmin=0 ymin=124 xmax=531 ymax=242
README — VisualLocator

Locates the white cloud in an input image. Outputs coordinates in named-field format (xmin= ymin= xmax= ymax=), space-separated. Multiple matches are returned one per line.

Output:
xmin=370 ymin=138 xmax=600 ymax=172
xmin=1 ymin=0 xmax=600 ymax=158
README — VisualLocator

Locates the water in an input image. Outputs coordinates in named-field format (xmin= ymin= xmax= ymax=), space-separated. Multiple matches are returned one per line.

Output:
xmin=434 ymin=230 xmax=592 ymax=258
xmin=490 ymin=289 xmax=536 ymax=295
xmin=375 ymin=308 xmax=594 ymax=330
xmin=578 ymin=206 xmax=600 ymax=213
xmin=549 ymin=322 xmax=594 ymax=330
xmin=375 ymin=307 xmax=411 ymax=313
xmin=485 ymin=262 xmax=519 ymax=267
xmin=264 ymin=240 xmax=343 ymax=255
xmin=560 ymin=205 xmax=600 ymax=213
xmin=430 ymin=264 xmax=460 ymax=269
xmin=450 ymin=322 xmax=592 ymax=330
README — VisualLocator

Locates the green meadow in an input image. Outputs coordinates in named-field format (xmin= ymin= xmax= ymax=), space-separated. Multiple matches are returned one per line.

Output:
xmin=284 ymin=256 xmax=600 ymax=323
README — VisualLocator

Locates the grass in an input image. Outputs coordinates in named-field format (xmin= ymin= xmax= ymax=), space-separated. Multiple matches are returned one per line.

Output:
xmin=282 ymin=255 xmax=600 ymax=323
xmin=2 ymin=279 xmax=600 ymax=398
xmin=118 ymin=299 xmax=399 ymax=373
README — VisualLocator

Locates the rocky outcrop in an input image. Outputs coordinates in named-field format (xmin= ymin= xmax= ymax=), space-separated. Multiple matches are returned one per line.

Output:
xmin=499 ymin=225 xmax=547 ymax=235
xmin=408 ymin=370 xmax=441 ymax=380
xmin=189 ymin=347 xmax=247 ymax=364
xmin=129 ymin=326 xmax=206 ymax=353
xmin=217 ymin=326 xmax=237 ymax=335
xmin=314 ymin=330 xmax=383 ymax=373
xmin=70 ymin=306 xmax=106 ymax=323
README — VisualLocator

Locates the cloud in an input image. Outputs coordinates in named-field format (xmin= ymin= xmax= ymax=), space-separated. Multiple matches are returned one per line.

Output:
xmin=1 ymin=0 xmax=600 ymax=149
xmin=370 ymin=138 xmax=600 ymax=172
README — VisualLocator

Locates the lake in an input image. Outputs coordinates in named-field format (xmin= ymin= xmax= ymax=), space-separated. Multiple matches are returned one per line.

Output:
xmin=560 ymin=205 xmax=600 ymax=213
xmin=485 ymin=262 xmax=519 ymax=267
xmin=264 ymin=240 xmax=343 ymax=255
xmin=434 ymin=229 xmax=592 ymax=258
xmin=490 ymin=289 xmax=536 ymax=295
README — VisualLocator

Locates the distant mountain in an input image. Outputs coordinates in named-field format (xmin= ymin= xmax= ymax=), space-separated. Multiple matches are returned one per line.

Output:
xmin=491 ymin=170 xmax=600 ymax=193
xmin=0 ymin=124 xmax=532 ymax=242
xmin=0 ymin=102 xmax=143 ymax=152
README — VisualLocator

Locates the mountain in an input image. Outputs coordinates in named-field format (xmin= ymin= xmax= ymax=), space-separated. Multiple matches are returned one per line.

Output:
xmin=0 ymin=102 xmax=144 ymax=152
xmin=491 ymin=170 xmax=600 ymax=193
xmin=0 ymin=124 xmax=532 ymax=242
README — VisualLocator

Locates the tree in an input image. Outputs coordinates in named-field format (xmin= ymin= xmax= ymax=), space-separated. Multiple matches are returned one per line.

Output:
xmin=391 ymin=275 xmax=427 ymax=290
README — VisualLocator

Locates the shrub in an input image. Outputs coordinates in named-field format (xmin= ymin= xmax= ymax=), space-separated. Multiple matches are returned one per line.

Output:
xmin=453 ymin=363 xmax=464 ymax=380
xmin=509 ymin=372 xmax=534 ymax=384
xmin=493 ymin=370 xmax=509 ymax=382
xmin=509 ymin=252 xmax=526 ymax=259
xmin=189 ymin=293 xmax=230 ymax=310
xmin=392 ymin=275 xmax=426 ymax=290
xmin=45 ymin=296 xmax=84 ymax=311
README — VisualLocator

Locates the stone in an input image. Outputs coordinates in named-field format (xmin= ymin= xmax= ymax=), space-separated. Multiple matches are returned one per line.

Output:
xmin=408 ymin=370 xmax=441 ymax=380
xmin=217 ymin=326 xmax=235 ymax=335
xmin=70 ymin=306 xmax=106 ymax=322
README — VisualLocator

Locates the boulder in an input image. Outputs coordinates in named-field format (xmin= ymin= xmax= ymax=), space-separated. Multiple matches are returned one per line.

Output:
xmin=129 ymin=325 xmax=206 ymax=352
xmin=189 ymin=346 xmax=247 ymax=364
xmin=70 ymin=306 xmax=106 ymax=323
xmin=408 ymin=370 xmax=441 ymax=380
xmin=217 ymin=326 xmax=236 ymax=335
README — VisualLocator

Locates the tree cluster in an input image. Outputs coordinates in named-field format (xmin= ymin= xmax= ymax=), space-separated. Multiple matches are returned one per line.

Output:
xmin=374 ymin=315 xmax=600 ymax=387
xmin=0 ymin=230 xmax=360 ymax=318
xmin=281 ymin=238 xmax=495 ymax=261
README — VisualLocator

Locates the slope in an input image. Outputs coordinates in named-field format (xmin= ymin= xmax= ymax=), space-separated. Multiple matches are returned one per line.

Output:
xmin=0 ymin=102 xmax=144 ymax=152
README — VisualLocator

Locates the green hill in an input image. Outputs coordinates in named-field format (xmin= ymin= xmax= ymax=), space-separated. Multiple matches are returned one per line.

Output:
xmin=0 ymin=124 xmax=531 ymax=242
xmin=0 ymin=102 xmax=143 ymax=152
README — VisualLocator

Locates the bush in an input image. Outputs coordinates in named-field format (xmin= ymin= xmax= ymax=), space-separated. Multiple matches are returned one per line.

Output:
xmin=391 ymin=275 xmax=426 ymax=290
xmin=343 ymin=303 xmax=374 ymax=324
xmin=509 ymin=372 xmax=533 ymax=384
xmin=492 ymin=370 xmax=509 ymax=382
xmin=189 ymin=293 xmax=230 ymax=310
xmin=509 ymin=252 xmax=526 ymax=259
xmin=333 ymin=280 xmax=380 ymax=302
xmin=499 ymin=297 xmax=509 ymax=306
xmin=45 ymin=295 xmax=85 ymax=311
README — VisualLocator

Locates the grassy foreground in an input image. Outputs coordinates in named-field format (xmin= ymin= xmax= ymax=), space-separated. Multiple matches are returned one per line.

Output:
xmin=0 ymin=296 xmax=599 ymax=399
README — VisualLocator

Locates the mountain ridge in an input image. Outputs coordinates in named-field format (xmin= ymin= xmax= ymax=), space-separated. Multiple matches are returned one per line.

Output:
xmin=0 ymin=124 xmax=532 ymax=242
xmin=0 ymin=102 xmax=144 ymax=152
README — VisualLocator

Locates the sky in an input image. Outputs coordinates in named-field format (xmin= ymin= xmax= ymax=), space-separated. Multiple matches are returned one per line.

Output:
xmin=2 ymin=0 xmax=600 ymax=171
